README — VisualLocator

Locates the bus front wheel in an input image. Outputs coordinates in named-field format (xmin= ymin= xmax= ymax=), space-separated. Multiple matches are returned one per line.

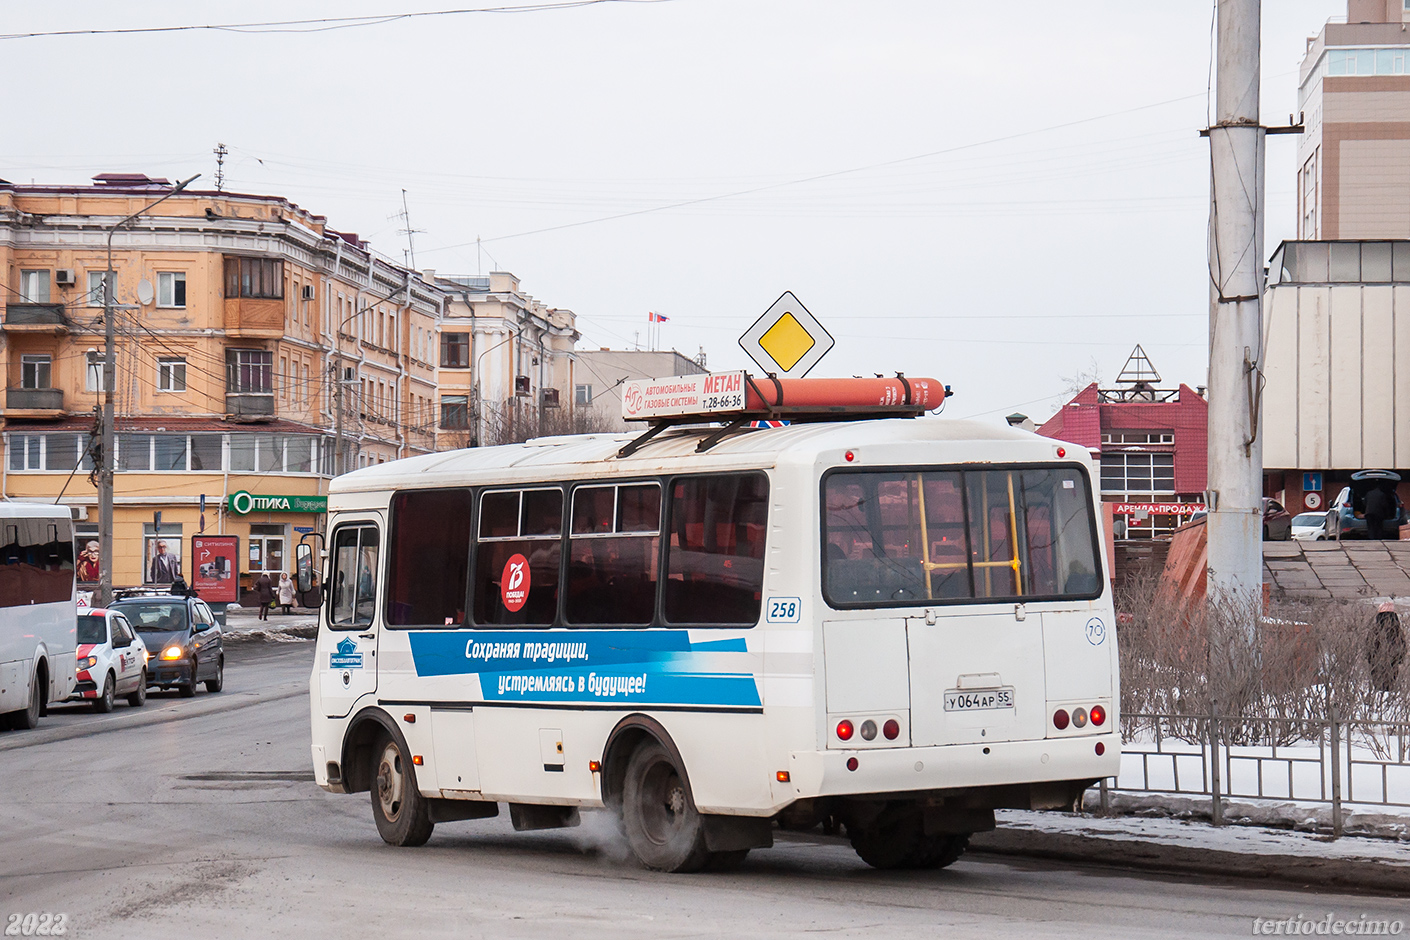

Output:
xmin=620 ymin=741 xmax=716 ymax=872
xmin=370 ymin=731 xmax=434 ymax=846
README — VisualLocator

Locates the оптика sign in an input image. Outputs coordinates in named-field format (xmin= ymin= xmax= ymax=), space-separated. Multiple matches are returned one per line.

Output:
xmin=227 ymin=490 xmax=328 ymax=515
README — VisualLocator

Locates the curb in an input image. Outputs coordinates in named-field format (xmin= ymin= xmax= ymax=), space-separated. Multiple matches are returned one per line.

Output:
xmin=969 ymin=825 xmax=1410 ymax=895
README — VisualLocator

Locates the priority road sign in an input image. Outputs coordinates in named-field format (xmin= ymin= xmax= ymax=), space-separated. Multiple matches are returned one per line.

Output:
xmin=739 ymin=291 xmax=835 ymax=378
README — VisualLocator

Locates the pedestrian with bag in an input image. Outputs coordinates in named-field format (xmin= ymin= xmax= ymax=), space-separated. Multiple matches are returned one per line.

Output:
xmin=278 ymin=571 xmax=296 ymax=616
xmin=254 ymin=571 xmax=274 ymax=622
xmin=1370 ymin=601 xmax=1407 ymax=693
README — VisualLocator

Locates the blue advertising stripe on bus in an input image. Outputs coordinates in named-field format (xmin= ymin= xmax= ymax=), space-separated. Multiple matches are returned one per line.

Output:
xmin=405 ymin=630 xmax=760 ymax=706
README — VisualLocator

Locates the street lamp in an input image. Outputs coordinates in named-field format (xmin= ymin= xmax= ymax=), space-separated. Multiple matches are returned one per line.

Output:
xmin=96 ymin=173 xmax=200 ymax=608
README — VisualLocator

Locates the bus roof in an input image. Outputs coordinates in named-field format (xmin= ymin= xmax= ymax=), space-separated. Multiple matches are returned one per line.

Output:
xmin=330 ymin=417 xmax=1076 ymax=496
xmin=0 ymin=500 xmax=75 ymax=519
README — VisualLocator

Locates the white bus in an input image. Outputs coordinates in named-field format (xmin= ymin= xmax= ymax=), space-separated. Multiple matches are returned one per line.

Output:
xmin=308 ymin=380 xmax=1118 ymax=872
xmin=1 ymin=502 xmax=78 ymax=730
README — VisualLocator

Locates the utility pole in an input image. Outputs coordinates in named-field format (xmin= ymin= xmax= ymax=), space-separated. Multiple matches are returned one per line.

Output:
xmin=97 ymin=173 xmax=199 ymax=607
xmin=1206 ymin=0 xmax=1265 ymax=610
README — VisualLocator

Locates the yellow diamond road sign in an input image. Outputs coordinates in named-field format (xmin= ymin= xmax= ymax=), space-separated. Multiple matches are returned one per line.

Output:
xmin=740 ymin=291 xmax=834 ymax=377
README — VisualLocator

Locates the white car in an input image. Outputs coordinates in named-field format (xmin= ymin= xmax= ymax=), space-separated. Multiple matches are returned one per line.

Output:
xmin=1290 ymin=511 xmax=1331 ymax=541
xmin=69 ymin=609 xmax=149 ymax=713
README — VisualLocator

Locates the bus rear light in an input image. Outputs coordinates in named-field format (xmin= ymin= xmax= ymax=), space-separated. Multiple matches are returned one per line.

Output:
xmin=1072 ymin=707 xmax=1088 ymax=729
xmin=1052 ymin=709 xmax=1070 ymax=730
xmin=836 ymin=720 xmax=854 ymax=741
xmin=588 ymin=761 xmax=601 ymax=773
xmin=883 ymin=719 xmax=900 ymax=740
xmin=844 ymin=451 xmax=855 ymax=462
xmin=860 ymin=720 xmax=877 ymax=741
xmin=1090 ymin=705 xmax=1107 ymax=727
xmin=776 ymin=771 xmax=790 ymax=783
xmin=846 ymin=757 xmax=858 ymax=771
xmin=1095 ymin=742 xmax=1105 ymax=756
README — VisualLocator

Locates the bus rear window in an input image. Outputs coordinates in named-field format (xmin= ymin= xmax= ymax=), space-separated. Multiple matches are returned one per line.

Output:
xmin=664 ymin=473 xmax=768 ymax=625
xmin=0 ymin=518 xmax=74 ymax=609
xmin=822 ymin=466 xmax=1100 ymax=608
xmin=387 ymin=489 xmax=472 ymax=626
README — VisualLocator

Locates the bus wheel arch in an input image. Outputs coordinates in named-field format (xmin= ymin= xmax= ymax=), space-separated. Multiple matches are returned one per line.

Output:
xmin=340 ymin=707 xmax=402 ymax=794
xmin=600 ymin=714 xmax=691 ymax=810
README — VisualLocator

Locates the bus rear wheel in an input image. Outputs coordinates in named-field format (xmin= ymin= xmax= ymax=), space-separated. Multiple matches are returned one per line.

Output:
xmin=370 ymin=731 xmax=433 ymax=847
xmin=848 ymin=804 xmax=969 ymax=870
xmin=2 ymin=672 xmax=44 ymax=730
xmin=620 ymin=741 xmax=716 ymax=872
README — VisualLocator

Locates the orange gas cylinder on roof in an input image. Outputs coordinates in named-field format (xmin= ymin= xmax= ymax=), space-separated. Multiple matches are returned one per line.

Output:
xmin=743 ymin=376 xmax=944 ymax=412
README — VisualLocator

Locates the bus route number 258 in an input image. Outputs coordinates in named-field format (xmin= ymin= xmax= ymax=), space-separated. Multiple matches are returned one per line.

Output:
xmin=767 ymin=597 xmax=802 ymax=623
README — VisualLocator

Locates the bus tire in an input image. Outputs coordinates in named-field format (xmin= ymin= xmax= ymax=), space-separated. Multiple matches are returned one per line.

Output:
xmin=848 ymin=803 xmax=929 ymax=870
xmin=370 ymin=731 xmax=434 ymax=847
xmin=905 ymin=832 xmax=969 ymax=870
xmin=5 ymin=670 xmax=45 ymax=731
xmin=620 ymin=741 xmax=712 ymax=873
xmin=94 ymin=673 xmax=116 ymax=714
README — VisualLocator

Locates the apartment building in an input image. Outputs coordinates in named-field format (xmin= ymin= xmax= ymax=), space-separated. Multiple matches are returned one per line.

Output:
xmin=0 ymin=173 xmax=443 ymax=593
xmin=1298 ymin=0 xmax=1410 ymax=239
xmin=434 ymin=272 xmax=580 ymax=447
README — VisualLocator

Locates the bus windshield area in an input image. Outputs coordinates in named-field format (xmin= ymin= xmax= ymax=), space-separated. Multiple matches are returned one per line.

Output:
xmin=823 ymin=466 xmax=1101 ymax=607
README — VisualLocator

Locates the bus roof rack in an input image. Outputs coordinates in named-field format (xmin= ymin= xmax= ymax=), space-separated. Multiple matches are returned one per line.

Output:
xmin=616 ymin=372 xmax=949 ymax=458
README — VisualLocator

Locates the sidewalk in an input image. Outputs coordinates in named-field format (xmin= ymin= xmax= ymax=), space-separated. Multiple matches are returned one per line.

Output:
xmin=221 ymin=604 xmax=318 ymax=641
xmin=974 ymin=809 xmax=1410 ymax=894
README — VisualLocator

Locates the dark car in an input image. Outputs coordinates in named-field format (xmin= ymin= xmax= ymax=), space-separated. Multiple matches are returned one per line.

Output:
xmin=110 ymin=589 xmax=225 ymax=697
xmin=1327 ymin=470 xmax=1406 ymax=540
xmin=1262 ymin=498 xmax=1293 ymax=541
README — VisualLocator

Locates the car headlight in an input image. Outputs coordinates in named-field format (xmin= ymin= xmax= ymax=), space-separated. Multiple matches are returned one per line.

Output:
xmin=160 ymin=645 xmax=186 ymax=660
xmin=78 ymin=655 xmax=98 ymax=669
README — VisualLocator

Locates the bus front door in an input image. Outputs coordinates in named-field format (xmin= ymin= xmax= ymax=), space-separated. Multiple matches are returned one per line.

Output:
xmin=319 ymin=520 xmax=381 ymax=718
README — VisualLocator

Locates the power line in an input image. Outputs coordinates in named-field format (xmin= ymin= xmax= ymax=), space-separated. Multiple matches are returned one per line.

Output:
xmin=0 ymin=1 xmax=681 ymax=41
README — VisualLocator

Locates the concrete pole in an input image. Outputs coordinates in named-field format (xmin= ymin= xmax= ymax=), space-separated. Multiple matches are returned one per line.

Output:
xmin=1206 ymin=0 xmax=1266 ymax=607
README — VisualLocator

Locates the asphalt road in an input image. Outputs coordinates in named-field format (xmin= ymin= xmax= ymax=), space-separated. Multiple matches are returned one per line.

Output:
xmin=1 ymin=642 xmax=1405 ymax=939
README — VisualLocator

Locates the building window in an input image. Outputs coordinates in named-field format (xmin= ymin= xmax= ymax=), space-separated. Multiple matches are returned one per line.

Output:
xmin=86 ymin=351 xmax=107 ymax=393
xmin=441 ymin=332 xmax=469 ymax=368
xmin=86 ymin=272 xmax=107 ymax=306
xmin=440 ymin=395 xmax=469 ymax=429
xmin=7 ymin=434 xmax=90 ymax=473
xmin=157 ymin=271 xmax=187 ymax=307
xmin=1100 ymin=453 xmax=1176 ymax=497
xmin=158 ymin=357 xmax=187 ymax=392
xmin=575 ymin=384 xmax=593 ymax=406
xmin=21 ymin=355 xmax=52 ymax=389
xmin=227 ymin=349 xmax=273 ymax=393
xmin=19 ymin=270 xmax=50 ymax=304
xmin=1100 ymin=431 xmax=1173 ymax=445
xmin=223 ymin=257 xmax=283 ymax=299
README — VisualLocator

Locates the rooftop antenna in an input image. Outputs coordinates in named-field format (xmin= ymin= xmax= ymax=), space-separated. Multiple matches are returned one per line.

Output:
xmin=213 ymin=143 xmax=228 ymax=192
xmin=392 ymin=189 xmax=424 ymax=269
xmin=1114 ymin=344 xmax=1161 ymax=388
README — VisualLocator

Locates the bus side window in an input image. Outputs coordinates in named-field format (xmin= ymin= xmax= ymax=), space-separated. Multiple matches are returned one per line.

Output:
xmin=663 ymin=473 xmax=768 ymax=625
xmin=386 ymin=489 xmax=473 ymax=626
xmin=330 ymin=525 xmax=379 ymax=629
xmin=473 ymin=488 xmax=562 ymax=626
xmin=566 ymin=483 xmax=660 ymax=626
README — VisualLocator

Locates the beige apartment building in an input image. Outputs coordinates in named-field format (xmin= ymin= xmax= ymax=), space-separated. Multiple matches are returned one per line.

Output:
xmin=572 ymin=348 xmax=708 ymax=431
xmin=1298 ymin=0 xmax=1410 ymax=239
xmin=1 ymin=173 xmax=443 ymax=595
xmin=434 ymin=272 xmax=580 ymax=447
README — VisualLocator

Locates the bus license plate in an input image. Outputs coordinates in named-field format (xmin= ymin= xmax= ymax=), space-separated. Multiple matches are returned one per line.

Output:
xmin=943 ymin=689 xmax=1014 ymax=711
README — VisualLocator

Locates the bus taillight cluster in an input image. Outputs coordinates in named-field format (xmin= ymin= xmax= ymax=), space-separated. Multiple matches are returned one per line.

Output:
xmin=1053 ymin=704 xmax=1107 ymax=731
xmin=835 ymin=718 xmax=900 ymax=742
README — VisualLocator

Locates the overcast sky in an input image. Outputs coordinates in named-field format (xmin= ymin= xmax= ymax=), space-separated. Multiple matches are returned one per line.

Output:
xmin=3 ymin=0 xmax=1345 ymax=422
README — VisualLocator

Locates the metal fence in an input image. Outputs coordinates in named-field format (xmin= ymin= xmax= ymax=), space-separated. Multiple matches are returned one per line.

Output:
xmin=1094 ymin=711 xmax=1410 ymax=838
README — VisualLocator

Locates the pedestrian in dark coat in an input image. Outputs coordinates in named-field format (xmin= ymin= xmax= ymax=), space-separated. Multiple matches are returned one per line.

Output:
xmin=1370 ymin=601 xmax=1407 ymax=693
xmin=1365 ymin=483 xmax=1394 ymax=540
xmin=254 ymin=572 xmax=274 ymax=622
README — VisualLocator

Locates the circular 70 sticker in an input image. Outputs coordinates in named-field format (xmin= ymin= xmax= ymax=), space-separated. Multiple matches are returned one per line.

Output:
xmin=1085 ymin=617 xmax=1106 ymax=646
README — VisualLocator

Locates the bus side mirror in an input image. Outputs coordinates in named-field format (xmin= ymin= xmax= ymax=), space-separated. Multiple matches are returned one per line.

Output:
xmin=296 ymin=543 xmax=314 ymax=594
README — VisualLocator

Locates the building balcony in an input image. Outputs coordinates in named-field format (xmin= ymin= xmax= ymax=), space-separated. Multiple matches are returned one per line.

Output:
xmin=2 ymin=304 xmax=69 ymax=333
xmin=5 ymin=387 xmax=65 ymax=417
xmin=224 ymin=297 xmax=285 ymax=339
xmin=226 ymin=392 xmax=275 ymax=417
